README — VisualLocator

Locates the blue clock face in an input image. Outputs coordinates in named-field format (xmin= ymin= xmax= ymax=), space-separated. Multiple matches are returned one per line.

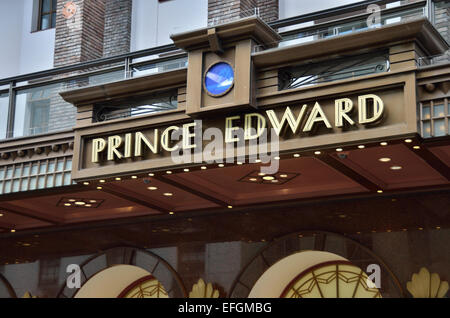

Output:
xmin=204 ymin=62 xmax=234 ymax=96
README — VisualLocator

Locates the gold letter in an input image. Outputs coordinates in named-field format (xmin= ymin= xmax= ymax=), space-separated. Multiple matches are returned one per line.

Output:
xmin=225 ymin=116 xmax=241 ymax=143
xmin=358 ymin=94 xmax=384 ymax=124
xmin=183 ymin=122 xmax=197 ymax=150
xmin=303 ymin=102 xmax=332 ymax=132
xmin=335 ymin=98 xmax=355 ymax=127
xmin=92 ymin=138 xmax=106 ymax=163
xmin=161 ymin=126 xmax=180 ymax=152
xmin=107 ymin=136 xmax=123 ymax=161
xmin=266 ymin=106 xmax=307 ymax=136
xmin=134 ymin=131 xmax=159 ymax=157
xmin=244 ymin=113 xmax=266 ymax=140
xmin=124 ymin=133 xmax=132 ymax=158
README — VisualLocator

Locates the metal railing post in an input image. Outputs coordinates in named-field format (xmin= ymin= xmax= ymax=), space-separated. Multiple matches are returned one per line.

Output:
xmin=6 ymin=81 xmax=15 ymax=139
xmin=124 ymin=57 xmax=131 ymax=79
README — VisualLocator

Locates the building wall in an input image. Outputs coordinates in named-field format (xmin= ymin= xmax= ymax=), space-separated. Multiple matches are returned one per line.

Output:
xmin=103 ymin=0 xmax=132 ymax=57
xmin=53 ymin=0 xmax=106 ymax=67
xmin=279 ymin=0 xmax=362 ymax=19
xmin=258 ymin=0 xmax=279 ymax=23
xmin=434 ymin=0 xmax=450 ymax=63
xmin=0 ymin=1 xmax=24 ymax=79
xmin=131 ymin=0 xmax=208 ymax=51
xmin=0 ymin=0 xmax=55 ymax=79
xmin=208 ymin=0 xmax=278 ymax=26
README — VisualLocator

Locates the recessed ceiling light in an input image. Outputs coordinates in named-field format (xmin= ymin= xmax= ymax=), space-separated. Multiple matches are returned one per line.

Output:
xmin=280 ymin=174 xmax=288 ymax=178
xmin=237 ymin=162 xmax=243 ymax=165
xmin=166 ymin=171 xmax=172 ymax=174
xmin=218 ymin=164 xmax=225 ymax=167
xmin=377 ymin=190 xmax=383 ymax=194
xmin=293 ymin=154 xmax=300 ymax=158
xmin=378 ymin=158 xmax=391 ymax=162
xmin=64 ymin=203 xmax=71 ymax=207
xmin=258 ymin=172 xmax=266 ymax=176
xmin=96 ymin=186 xmax=103 ymax=190
xmin=99 ymin=180 xmax=106 ymax=183
xmin=85 ymin=204 xmax=92 ymax=207
xmin=89 ymin=200 xmax=97 ymax=203
xmin=262 ymin=176 xmax=275 ymax=181
xmin=201 ymin=166 xmax=207 ymax=170
xmin=390 ymin=166 xmax=403 ymax=170
xmin=255 ymin=159 xmax=261 ymax=163
xmin=163 ymin=192 xmax=173 ymax=197
xmin=68 ymin=199 xmax=76 ymax=202
xmin=227 ymin=205 xmax=233 ymax=209
xmin=131 ymin=176 xmax=138 ymax=179
xmin=11 ymin=229 xmax=15 ymax=233
xmin=169 ymin=211 xmax=174 ymax=215
xmin=147 ymin=186 xmax=158 ymax=191
xmin=418 ymin=227 xmax=423 ymax=230
xmin=183 ymin=168 xmax=190 ymax=172
xmin=405 ymin=139 xmax=413 ymax=143
xmin=0 ymin=213 xmax=3 ymax=217
xmin=249 ymin=178 xmax=257 ymax=182
xmin=75 ymin=201 xmax=86 ymax=206
xmin=314 ymin=151 xmax=321 ymax=155
xmin=274 ymin=156 xmax=280 ymax=160
xmin=115 ymin=177 xmax=121 ymax=181
xmin=358 ymin=145 xmax=365 ymax=149
xmin=83 ymin=182 xmax=89 ymax=185
xmin=413 ymin=146 xmax=420 ymax=150
xmin=148 ymin=173 xmax=155 ymax=177
xmin=271 ymin=179 xmax=279 ymax=183
xmin=336 ymin=148 xmax=343 ymax=152
xmin=380 ymin=142 xmax=388 ymax=146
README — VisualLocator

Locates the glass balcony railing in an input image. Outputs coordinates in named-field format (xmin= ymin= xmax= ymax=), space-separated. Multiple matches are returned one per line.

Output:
xmin=277 ymin=3 xmax=427 ymax=49
xmin=0 ymin=45 xmax=187 ymax=141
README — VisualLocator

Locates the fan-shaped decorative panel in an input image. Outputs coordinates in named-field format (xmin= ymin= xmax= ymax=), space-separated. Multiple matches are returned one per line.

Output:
xmin=281 ymin=261 xmax=381 ymax=298
xmin=118 ymin=275 xmax=169 ymax=298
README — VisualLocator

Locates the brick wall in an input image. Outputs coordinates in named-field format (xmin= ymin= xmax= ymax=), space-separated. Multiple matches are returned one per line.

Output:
xmin=103 ymin=0 xmax=132 ymax=57
xmin=208 ymin=0 xmax=278 ymax=26
xmin=53 ymin=0 xmax=106 ymax=67
xmin=257 ymin=0 xmax=278 ymax=23
xmin=434 ymin=0 xmax=450 ymax=63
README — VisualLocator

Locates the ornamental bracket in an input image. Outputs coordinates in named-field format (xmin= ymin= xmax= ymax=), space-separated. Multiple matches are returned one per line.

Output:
xmin=207 ymin=28 xmax=223 ymax=54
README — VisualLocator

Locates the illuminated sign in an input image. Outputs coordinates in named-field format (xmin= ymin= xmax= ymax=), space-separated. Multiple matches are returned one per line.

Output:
xmin=91 ymin=94 xmax=384 ymax=163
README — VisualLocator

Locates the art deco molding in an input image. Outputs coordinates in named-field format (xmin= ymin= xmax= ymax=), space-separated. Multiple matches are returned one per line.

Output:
xmin=407 ymin=267 xmax=449 ymax=298
xmin=189 ymin=278 xmax=220 ymax=298
xmin=0 ymin=132 xmax=74 ymax=166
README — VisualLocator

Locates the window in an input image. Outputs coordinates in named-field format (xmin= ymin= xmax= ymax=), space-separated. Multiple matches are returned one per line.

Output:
xmin=38 ymin=0 xmax=57 ymax=31
xmin=420 ymin=99 xmax=449 ymax=138
xmin=278 ymin=51 xmax=389 ymax=90
xmin=94 ymin=89 xmax=178 ymax=122
xmin=0 ymin=93 xmax=8 ymax=140
xmin=14 ymin=85 xmax=54 ymax=138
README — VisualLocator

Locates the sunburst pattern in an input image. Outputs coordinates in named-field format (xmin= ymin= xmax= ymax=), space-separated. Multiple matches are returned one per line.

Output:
xmin=119 ymin=275 xmax=169 ymax=298
xmin=281 ymin=261 xmax=381 ymax=298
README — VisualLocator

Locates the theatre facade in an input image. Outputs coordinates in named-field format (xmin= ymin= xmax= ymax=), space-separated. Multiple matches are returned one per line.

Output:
xmin=0 ymin=16 xmax=449 ymax=298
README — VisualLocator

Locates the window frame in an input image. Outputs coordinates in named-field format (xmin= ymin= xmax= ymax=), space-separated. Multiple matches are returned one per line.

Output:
xmin=37 ymin=0 xmax=57 ymax=31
